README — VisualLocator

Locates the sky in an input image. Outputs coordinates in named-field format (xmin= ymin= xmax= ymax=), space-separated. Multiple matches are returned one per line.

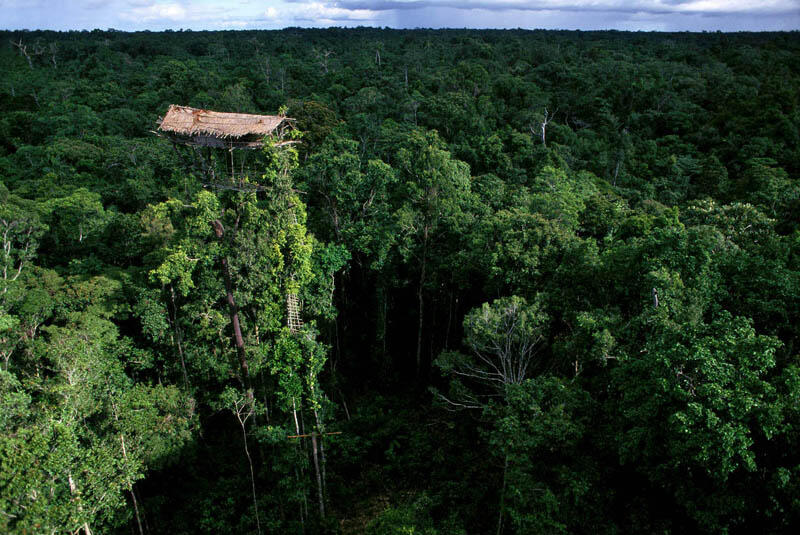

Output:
xmin=0 ymin=0 xmax=798 ymax=32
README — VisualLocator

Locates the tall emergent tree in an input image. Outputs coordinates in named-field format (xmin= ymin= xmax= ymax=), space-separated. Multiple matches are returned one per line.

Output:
xmin=146 ymin=133 xmax=346 ymax=530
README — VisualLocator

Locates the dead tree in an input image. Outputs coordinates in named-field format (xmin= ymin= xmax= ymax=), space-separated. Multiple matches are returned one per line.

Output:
xmin=49 ymin=42 xmax=58 ymax=69
xmin=314 ymin=49 xmax=333 ymax=75
xmin=259 ymin=55 xmax=271 ymax=84
xmin=10 ymin=38 xmax=33 ymax=69
xmin=530 ymin=107 xmax=556 ymax=146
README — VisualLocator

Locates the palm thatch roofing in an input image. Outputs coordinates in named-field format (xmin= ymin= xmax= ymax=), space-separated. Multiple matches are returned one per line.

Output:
xmin=158 ymin=105 xmax=292 ymax=142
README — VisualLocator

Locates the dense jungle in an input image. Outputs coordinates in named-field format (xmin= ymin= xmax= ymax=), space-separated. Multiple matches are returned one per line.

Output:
xmin=1 ymin=27 xmax=799 ymax=534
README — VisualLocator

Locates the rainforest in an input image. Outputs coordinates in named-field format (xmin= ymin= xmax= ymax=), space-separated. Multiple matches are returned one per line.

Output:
xmin=1 ymin=28 xmax=799 ymax=534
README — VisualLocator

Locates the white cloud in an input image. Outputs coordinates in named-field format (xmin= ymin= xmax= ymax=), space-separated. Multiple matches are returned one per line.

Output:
xmin=288 ymin=2 xmax=378 ymax=21
xmin=120 ymin=2 xmax=187 ymax=21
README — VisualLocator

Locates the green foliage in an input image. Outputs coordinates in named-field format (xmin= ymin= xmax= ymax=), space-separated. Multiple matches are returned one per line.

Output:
xmin=0 ymin=27 xmax=798 ymax=535
xmin=611 ymin=313 xmax=787 ymax=530
xmin=488 ymin=378 xmax=596 ymax=534
xmin=367 ymin=493 xmax=450 ymax=535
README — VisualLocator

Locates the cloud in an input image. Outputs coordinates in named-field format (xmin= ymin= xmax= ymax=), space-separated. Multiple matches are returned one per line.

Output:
xmin=120 ymin=2 xmax=187 ymax=22
xmin=0 ymin=0 xmax=797 ymax=31
xmin=279 ymin=2 xmax=379 ymax=22
xmin=320 ymin=0 xmax=800 ymax=16
xmin=292 ymin=0 xmax=800 ymax=30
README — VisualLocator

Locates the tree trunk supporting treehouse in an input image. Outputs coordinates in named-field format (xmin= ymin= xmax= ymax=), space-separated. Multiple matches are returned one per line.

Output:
xmin=212 ymin=219 xmax=255 ymax=408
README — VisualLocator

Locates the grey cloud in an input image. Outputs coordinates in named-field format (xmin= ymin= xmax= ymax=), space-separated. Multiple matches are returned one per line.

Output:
xmin=392 ymin=4 xmax=798 ymax=30
xmin=289 ymin=11 xmax=380 ymax=23
xmin=1 ymin=0 xmax=797 ymax=31
xmin=298 ymin=0 xmax=800 ymax=17
xmin=292 ymin=16 xmax=380 ymax=22
xmin=334 ymin=1 xmax=671 ymax=14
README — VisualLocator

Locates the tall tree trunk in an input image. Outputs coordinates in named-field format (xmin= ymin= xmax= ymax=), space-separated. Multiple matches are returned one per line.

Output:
xmin=312 ymin=405 xmax=328 ymax=517
xmin=238 ymin=414 xmax=263 ymax=535
xmin=290 ymin=398 xmax=307 ymax=532
xmin=311 ymin=432 xmax=325 ymax=519
xmin=445 ymin=290 xmax=454 ymax=350
xmin=497 ymin=454 xmax=509 ymax=535
xmin=68 ymin=472 xmax=92 ymax=535
xmin=168 ymin=284 xmax=189 ymax=388
xmin=315 ymin=409 xmax=328 ymax=493
xmin=296 ymin=465 xmax=307 ymax=533
xmin=121 ymin=434 xmax=145 ymax=535
xmin=379 ymin=285 xmax=388 ymax=359
xmin=212 ymin=220 xmax=255 ymax=408
xmin=130 ymin=487 xmax=144 ymax=535
xmin=416 ymin=239 xmax=428 ymax=379
xmin=292 ymin=398 xmax=300 ymax=435
xmin=133 ymin=486 xmax=150 ymax=535
xmin=112 ymin=399 xmax=145 ymax=535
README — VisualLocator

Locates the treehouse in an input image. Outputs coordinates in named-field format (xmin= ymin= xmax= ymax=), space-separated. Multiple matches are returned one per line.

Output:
xmin=157 ymin=104 xmax=296 ymax=184
xmin=158 ymin=104 xmax=294 ymax=149
xmin=157 ymin=105 xmax=304 ymax=334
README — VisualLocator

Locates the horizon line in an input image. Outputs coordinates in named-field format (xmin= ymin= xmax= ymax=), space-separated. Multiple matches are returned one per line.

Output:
xmin=1 ymin=26 xmax=799 ymax=34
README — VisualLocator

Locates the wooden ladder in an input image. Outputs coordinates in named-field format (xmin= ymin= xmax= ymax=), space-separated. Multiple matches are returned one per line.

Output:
xmin=287 ymin=293 xmax=303 ymax=333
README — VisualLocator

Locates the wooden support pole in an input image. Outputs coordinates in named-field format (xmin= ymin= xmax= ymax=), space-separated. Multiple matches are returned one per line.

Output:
xmin=286 ymin=431 xmax=342 ymax=439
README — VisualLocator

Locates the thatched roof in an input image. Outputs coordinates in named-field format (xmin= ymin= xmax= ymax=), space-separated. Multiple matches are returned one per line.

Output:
xmin=158 ymin=105 xmax=291 ymax=140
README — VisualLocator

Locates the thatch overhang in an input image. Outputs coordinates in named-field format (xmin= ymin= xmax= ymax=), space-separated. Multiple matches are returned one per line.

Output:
xmin=158 ymin=104 xmax=294 ymax=148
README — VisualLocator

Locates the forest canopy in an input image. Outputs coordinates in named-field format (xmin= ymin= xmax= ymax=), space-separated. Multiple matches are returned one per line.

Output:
xmin=0 ymin=27 xmax=799 ymax=534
